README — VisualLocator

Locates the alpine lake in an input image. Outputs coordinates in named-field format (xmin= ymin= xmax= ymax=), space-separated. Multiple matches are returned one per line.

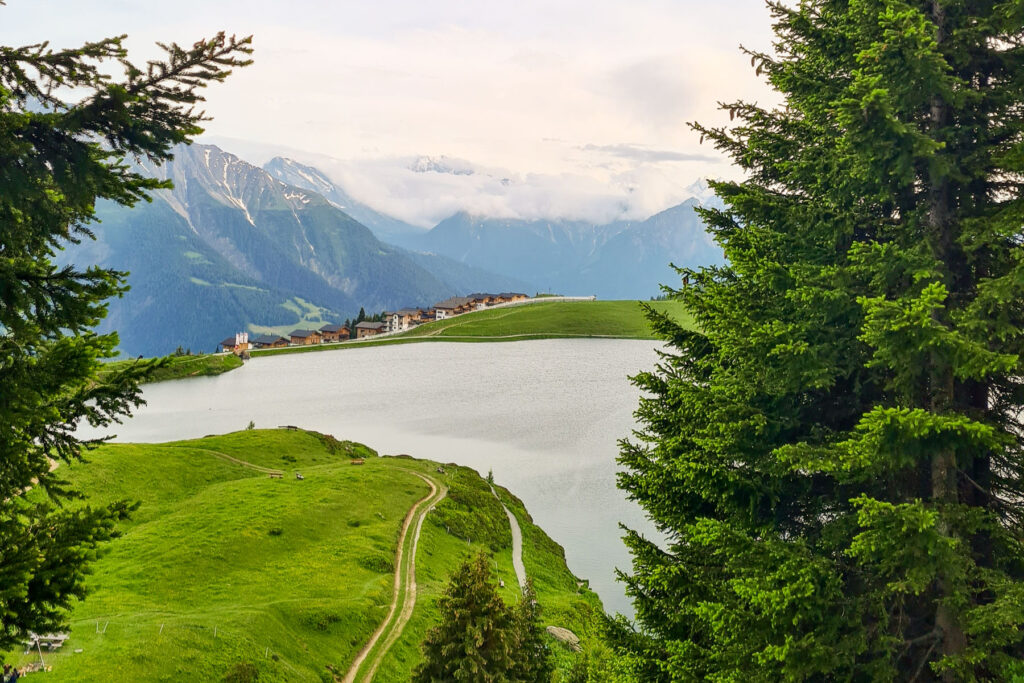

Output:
xmin=79 ymin=339 xmax=663 ymax=617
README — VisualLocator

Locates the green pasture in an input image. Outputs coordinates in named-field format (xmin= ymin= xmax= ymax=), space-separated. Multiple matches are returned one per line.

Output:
xmin=250 ymin=299 xmax=690 ymax=358
xmin=4 ymin=429 xmax=601 ymax=681
xmin=99 ymin=353 xmax=243 ymax=384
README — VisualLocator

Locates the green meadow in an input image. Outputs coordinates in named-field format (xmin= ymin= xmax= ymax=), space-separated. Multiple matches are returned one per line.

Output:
xmin=5 ymin=429 xmax=602 ymax=682
xmin=399 ymin=299 xmax=689 ymax=340
xmin=251 ymin=299 xmax=690 ymax=358
xmin=99 ymin=353 xmax=243 ymax=384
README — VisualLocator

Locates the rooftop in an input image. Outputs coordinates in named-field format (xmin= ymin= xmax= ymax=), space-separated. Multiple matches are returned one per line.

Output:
xmin=252 ymin=334 xmax=288 ymax=345
xmin=434 ymin=296 xmax=475 ymax=309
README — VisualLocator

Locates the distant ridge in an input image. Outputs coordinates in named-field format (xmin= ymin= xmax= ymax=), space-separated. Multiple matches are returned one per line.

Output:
xmin=264 ymin=157 xmax=724 ymax=299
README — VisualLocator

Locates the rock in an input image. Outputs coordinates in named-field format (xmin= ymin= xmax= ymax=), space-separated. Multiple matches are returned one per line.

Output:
xmin=545 ymin=626 xmax=581 ymax=652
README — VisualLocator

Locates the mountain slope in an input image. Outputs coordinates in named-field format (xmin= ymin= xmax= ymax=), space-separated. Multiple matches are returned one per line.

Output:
xmin=59 ymin=144 xmax=496 ymax=356
xmin=264 ymin=156 xmax=530 ymax=293
xmin=263 ymin=156 xmax=723 ymax=298
xmin=264 ymin=156 xmax=425 ymax=242
xmin=409 ymin=202 xmax=722 ymax=298
xmin=575 ymin=199 xmax=720 ymax=297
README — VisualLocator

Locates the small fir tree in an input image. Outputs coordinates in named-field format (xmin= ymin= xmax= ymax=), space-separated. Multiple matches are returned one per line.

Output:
xmin=511 ymin=580 xmax=553 ymax=683
xmin=413 ymin=553 xmax=516 ymax=682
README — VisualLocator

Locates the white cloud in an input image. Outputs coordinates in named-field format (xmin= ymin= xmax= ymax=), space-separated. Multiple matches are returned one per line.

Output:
xmin=0 ymin=0 xmax=778 ymax=223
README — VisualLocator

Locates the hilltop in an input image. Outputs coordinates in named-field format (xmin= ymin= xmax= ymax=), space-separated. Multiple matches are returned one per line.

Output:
xmin=3 ymin=429 xmax=603 ymax=681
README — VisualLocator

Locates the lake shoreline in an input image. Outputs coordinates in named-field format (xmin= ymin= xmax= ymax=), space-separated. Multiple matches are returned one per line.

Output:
xmin=81 ymin=338 xmax=661 ymax=616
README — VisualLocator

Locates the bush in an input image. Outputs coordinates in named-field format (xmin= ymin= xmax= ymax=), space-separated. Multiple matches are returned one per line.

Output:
xmin=357 ymin=554 xmax=394 ymax=574
xmin=222 ymin=661 xmax=259 ymax=683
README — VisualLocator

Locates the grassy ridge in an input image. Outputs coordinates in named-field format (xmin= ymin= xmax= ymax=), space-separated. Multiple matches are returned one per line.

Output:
xmin=251 ymin=299 xmax=689 ymax=358
xmin=5 ymin=430 xmax=601 ymax=681
xmin=99 ymin=353 xmax=243 ymax=384
xmin=401 ymin=299 xmax=689 ymax=340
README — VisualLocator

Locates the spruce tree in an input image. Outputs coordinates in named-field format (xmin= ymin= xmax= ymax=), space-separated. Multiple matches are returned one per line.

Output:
xmin=413 ymin=553 xmax=517 ymax=682
xmin=0 ymin=27 xmax=250 ymax=653
xmin=614 ymin=2 xmax=1024 ymax=680
xmin=512 ymin=580 xmax=553 ymax=683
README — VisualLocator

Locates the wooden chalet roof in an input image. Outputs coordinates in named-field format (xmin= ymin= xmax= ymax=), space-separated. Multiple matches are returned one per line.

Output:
xmin=355 ymin=321 xmax=386 ymax=330
xmin=252 ymin=334 xmax=288 ymax=345
xmin=319 ymin=324 xmax=347 ymax=333
xmin=289 ymin=329 xmax=318 ymax=338
xmin=434 ymin=296 xmax=475 ymax=310
xmin=219 ymin=337 xmax=237 ymax=347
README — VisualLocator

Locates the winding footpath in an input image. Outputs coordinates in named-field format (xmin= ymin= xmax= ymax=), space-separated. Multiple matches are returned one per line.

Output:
xmin=343 ymin=471 xmax=447 ymax=683
xmin=491 ymin=485 xmax=527 ymax=591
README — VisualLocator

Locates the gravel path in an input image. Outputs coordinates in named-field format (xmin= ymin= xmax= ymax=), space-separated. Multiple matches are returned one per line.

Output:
xmin=343 ymin=471 xmax=447 ymax=683
xmin=492 ymin=485 xmax=527 ymax=591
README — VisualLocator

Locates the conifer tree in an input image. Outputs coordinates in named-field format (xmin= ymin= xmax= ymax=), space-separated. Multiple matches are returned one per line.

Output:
xmin=614 ymin=2 xmax=1024 ymax=680
xmin=0 ymin=25 xmax=250 ymax=653
xmin=512 ymin=580 xmax=553 ymax=683
xmin=413 ymin=553 xmax=517 ymax=682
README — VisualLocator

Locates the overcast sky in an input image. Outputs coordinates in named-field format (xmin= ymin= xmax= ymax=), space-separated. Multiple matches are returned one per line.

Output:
xmin=1 ymin=0 xmax=778 ymax=224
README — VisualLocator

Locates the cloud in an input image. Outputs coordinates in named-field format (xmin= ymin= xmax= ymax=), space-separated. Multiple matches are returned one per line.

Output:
xmin=282 ymin=151 xmax=717 ymax=228
xmin=579 ymin=143 xmax=720 ymax=164
xmin=1 ymin=0 xmax=777 ymax=224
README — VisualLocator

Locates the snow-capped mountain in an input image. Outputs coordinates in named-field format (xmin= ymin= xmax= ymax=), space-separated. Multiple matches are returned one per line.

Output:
xmin=408 ymin=155 xmax=476 ymax=176
xmin=59 ymin=144 xmax=523 ymax=356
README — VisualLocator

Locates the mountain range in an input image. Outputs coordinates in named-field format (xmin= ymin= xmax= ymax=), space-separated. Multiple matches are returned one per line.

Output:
xmin=59 ymin=143 xmax=721 ymax=357
xmin=267 ymin=157 xmax=723 ymax=300
xmin=60 ymin=145 xmax=525 ymax=356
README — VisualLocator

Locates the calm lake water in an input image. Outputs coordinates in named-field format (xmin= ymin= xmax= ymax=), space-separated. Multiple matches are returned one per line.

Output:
xmin=80 ymin=339 xmax=663 ymax=616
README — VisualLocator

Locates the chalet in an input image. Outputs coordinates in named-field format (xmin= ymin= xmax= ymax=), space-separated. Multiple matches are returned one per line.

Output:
xmin=219 ymin=332 xmax=250 ymax=354
xmin=385 ymin=308 xmax=426 ymax=333
xmin=433 ymin=296 xmax=475 ymax=320
xmin=319 ymin=323 xmax=350 ymax=343
xmin=251 ymin=334 xmax=290 ymax=349
xmin=497 ymin=292 xmax=528 ymax=303
xmin=467 ymin=292 xmax=498 ymax=309
xmin=355 ymin=321 xmax=387 ymax=339
xmin=289 ymin=329 xmax=323 ymax=345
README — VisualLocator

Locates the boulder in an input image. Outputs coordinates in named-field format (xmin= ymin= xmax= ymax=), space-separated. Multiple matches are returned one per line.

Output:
xmin=545 ymin=626 xmax=581 ymax=652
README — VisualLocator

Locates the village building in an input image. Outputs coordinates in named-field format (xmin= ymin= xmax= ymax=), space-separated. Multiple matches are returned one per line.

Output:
xmin=319 ymin=323 xmax=350 ymax=343
xmin=289 ymin=329 xmax=323 ymax=345
xmin=251 ymin=334 xmax=290 ymax=349
xmin=219 ymin=331 xmax=250 ymax=354
xmin=467 ymin=292 xmax=498 ymax=309
xmin=385 ymin=308 xmax=426 ymax=333
xmin=355 ymin=321 xmax=387 ymax=339
xmin=497 ymin=292 xmax=528 ymax=303
xmin=433 ymin=296 xmax=475 ymax=320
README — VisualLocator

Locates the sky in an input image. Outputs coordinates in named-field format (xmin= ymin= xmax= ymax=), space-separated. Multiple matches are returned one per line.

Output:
xmin=0 ymin=0 xmax=778 ymax=225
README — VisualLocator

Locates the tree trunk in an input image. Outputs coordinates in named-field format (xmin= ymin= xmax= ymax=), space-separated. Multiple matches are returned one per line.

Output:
xmin=927 ymin=1 xmax=967 ymax=675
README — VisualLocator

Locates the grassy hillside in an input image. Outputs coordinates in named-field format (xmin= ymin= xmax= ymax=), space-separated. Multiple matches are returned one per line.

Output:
xmin=3 ymin=429 xmax=603 ymax=681
xmin=251 ymin=299 xmax=690 ymax=358
xmin=400 ymin=299 xmax=689 ymax=340
xmin=99 ymin=353 xmax=243 ymax=384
